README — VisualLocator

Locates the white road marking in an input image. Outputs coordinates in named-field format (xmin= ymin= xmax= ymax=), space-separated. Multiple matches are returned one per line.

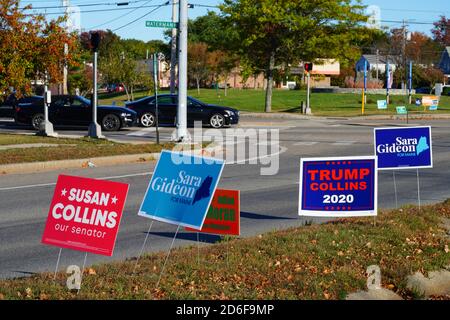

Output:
xmin=0 ymin=172 xmax=153 ymax=191
xmin=331 ymin=141 xmax=356 ymax=146
xmin=126 ymin=128 xmax=156 ymax=136
xmin=293 ymin=141 xmax=319 ymax=146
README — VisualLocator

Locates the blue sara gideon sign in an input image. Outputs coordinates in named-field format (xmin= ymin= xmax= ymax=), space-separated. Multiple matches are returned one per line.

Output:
xmin=299 ymin=156 xmax=377 ymax=217
xmin=374 ymin=126 xmax=433 ymax=170
xmin=138 ymin=150 xmax=225 ymax=229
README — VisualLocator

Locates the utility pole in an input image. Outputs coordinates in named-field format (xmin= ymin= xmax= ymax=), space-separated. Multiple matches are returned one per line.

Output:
xmin=175 ymin=0 xmax=189 ymax=142
xmin=62 ymin=0 xmax=69 ymax=95
xmin=402 ymin=19 xmax=408 ymax=93
xmin=153 ymin=54 xmax=160 ymax=145
xmin=375 ymin=49 xmax=379 ymax=80
xmin=170 ymin=0 xmax=178 ymax=94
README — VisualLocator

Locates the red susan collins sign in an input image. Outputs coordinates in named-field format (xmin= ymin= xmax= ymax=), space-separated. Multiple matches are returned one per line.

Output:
xmin=41 ymin=175 xmax=129 ymax=256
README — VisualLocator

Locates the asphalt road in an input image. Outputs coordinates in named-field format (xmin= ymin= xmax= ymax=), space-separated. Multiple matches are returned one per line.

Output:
xmin=1 ymin=116 xmax=449 ymax=279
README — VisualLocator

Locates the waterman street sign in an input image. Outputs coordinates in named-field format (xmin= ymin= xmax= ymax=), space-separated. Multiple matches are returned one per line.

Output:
xmin=42 ymin=175 xmax=129 ymax=256
xmin=299 ymin=156 xmax=377 ymax=217
xmin=145 ymin=20 xmax=178 ymax=28
xmin=138 ymin=150 xmax=225 ymax=229
xmin=374 ymin=126 xmax=433 ymax=170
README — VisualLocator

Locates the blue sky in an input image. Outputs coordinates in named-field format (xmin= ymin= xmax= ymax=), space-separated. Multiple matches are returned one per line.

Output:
xmin=21 ymin=0 xmax=450 ymax=41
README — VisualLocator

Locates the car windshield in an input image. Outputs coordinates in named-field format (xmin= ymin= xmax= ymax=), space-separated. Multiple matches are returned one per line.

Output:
xmin=187 ymin=97 xmax=204 ymax=107
xmin=76 ymin=96 xmax=91 ymax=106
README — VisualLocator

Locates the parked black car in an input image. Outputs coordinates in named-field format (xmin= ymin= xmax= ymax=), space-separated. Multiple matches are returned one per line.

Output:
xmin=0 ymin=94 xmax=42 ymax=118
xmin=15 ymin=95 xmax=137 ymax=131
xmin=125 ymin=94 xmax=239 ymax=128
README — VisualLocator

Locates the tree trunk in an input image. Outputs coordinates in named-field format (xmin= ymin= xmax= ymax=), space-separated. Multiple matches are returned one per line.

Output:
xmin=124 ymin=85 xmax=130 ymax=101
xmin=265 ymin=52 xmax=275 ymax=113
xmin=254 ymin=74 xmax=257 ymax=90
xmin=196 ymin=78 xmax=200 ymax=95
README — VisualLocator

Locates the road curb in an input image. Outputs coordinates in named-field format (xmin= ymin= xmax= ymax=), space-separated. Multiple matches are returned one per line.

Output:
xmin=240 ymin=112 xmax=450 ymax=121
xmin=0 ymin=144 xmax=221 ymax=176
xmin=240 ymin=112 xmax=316 ymax=120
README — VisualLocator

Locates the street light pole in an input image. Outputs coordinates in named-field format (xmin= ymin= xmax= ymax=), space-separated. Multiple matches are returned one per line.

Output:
xmin=88 ymin=32 xmax=104 ymax=139
xmin=39 ymin=71 xmax=57 ymax=137
xmin=175 ymin=0 xmax=189 ymax=142
xmin=170 ymin=0 xmax=178 ymax=94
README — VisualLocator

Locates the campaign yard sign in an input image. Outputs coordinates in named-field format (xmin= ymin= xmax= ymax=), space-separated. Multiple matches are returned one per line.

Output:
xmin=185 ymin=189 xmax=240 ymax=236
xmin=42 ymin=175 xmax=129 ymax=256
xmin=396 ymin=106 xmax=407 ymax=115
xmin=374 ymin=126 xmax=433 ymax=170
xmin=138 ymin=150 xmax=225 ymax=229
xmin=377 ymin=100 xmax=387 ymax=109
xmin=299 ymin=156 xmax=377 ymax=217
xmin=422 ymin=96 xmax=439 ymax=107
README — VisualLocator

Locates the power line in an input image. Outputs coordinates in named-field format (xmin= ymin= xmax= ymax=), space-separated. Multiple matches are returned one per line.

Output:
xmin=23 ymin=3 xmax=168 ymax=16
xmin=112 ymin=1 xmax=168 ymax=32
xmin=88 ymin=0 xmax=155 ymax=29
xmin=20 ymin=1 xmax=147 ymax=10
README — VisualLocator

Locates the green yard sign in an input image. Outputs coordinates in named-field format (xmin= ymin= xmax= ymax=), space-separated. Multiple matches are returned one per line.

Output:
xmin=396 ymin=106 xmax=408 ymax=115
xmin=145 ymin=21 xmax=178 ymax=29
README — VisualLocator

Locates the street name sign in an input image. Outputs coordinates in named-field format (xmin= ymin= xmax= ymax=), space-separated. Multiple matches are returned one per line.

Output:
xmin=145 ymin=21 xmax=178 ymax=28
xmin=299 ymin=156 xmax=377 ymax=217
xmin=374 ymin=126 xmax=433 ymax=170
xmin=42 ymin=175 xmax=129 ymax=256
xmin=138 ymin=150 xmax=225 ymax=229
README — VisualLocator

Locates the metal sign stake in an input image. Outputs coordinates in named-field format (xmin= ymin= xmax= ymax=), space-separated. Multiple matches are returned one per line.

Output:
xmin=156 ymin=225 xmax=180 ymax=288
xmin=417 ymin=168 xmax=421 ymax=210
xmin=77 ymin=252 xmax=88 ymax=295
xmin=134 ymin=220 xmax=154 ymax=272
xmin=197 ymin=232 xmax=200 ymax=267
xmin=393 ymin=171 xmax=398 ymax=209
xmin=53 ymin=248 xmax=62 ymax=281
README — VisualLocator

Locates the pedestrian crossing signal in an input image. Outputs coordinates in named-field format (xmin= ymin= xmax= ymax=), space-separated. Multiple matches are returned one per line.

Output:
xmin=304 ymin=63 xmax=313 ymax=72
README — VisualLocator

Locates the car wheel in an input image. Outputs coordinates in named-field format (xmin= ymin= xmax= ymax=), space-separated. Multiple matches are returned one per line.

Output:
xmin=31 ymin=113 xmax=45 ymax=130
xmin=209 ymin=113 xmax=225 ymax=129
xmin=140 ymin=112 xmax=155 ymax=127
xmin=101 ymin=114 xmax=121 ymax=131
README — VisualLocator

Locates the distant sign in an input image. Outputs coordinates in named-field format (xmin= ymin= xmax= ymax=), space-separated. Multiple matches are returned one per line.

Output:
xmin=429 ymin=105 xmax=438 ymax=111
xmin=396 ymin=106 xmax=407 ymax=114
xmin=185 ymin=189 xmax=240 ymax=236
xmin=299 ymin=156 xmax=377 ymax=217
xmin=374 ymin=126 xmax=433 ymax=170
xmin=145 ymin=20 xmax=178 ymax=29
xmin=138 ymin=150 xmax=225 ymax=229
xmin=422 ymin=96 xmax=439 ymax=107
xmin=377 ymin=100 xmax=387 ymax=109
xmin=41 ymin=175 xmax=129 ymax=256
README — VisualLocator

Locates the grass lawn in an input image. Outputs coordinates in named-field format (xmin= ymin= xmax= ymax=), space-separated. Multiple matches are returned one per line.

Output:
xmin=99 ymin=89 xmax=450 ymax=117
xmin=1 ymin=201 xmax=448 ymax=300
xmin=0 ymin=134 xmax=175 ymax=165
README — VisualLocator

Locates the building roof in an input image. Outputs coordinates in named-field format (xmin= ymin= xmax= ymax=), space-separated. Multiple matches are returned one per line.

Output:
xmin=361 ymin=54 xmax=396 ymax=65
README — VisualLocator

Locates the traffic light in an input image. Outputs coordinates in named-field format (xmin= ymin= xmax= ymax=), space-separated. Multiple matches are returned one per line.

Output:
xmin=90 ymin=32 xmax=101 ymax=52
xmin=304 ymin=63 xmax=313 ymax=72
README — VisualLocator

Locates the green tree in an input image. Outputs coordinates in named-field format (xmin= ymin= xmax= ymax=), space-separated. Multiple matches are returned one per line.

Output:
xmin=221 ymin=0 xmax=369 ymax=112
xmin=0 ymin=0 xmax=78 ymax=99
